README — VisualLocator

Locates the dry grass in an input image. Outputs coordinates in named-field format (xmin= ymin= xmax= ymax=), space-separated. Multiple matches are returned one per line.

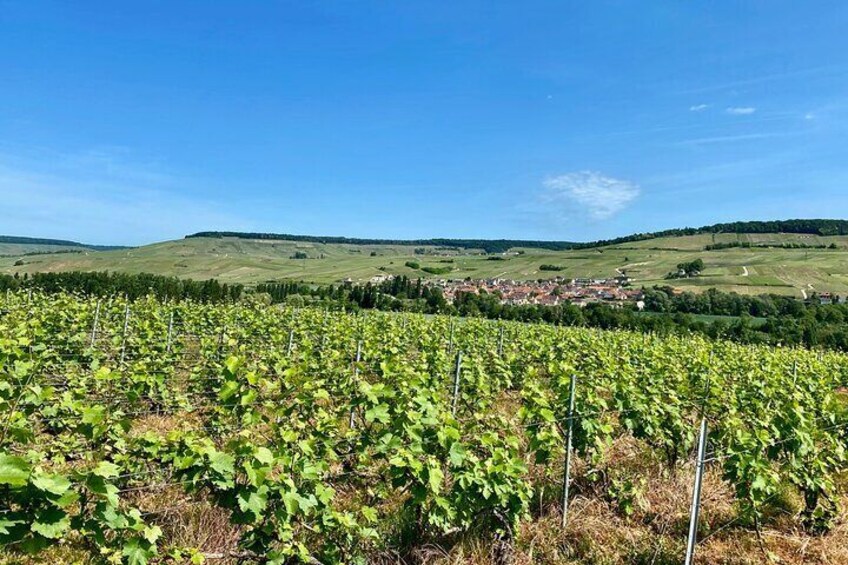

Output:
xmin=128 ymin=486 xmax=243 ymax=564
xmin=413 ymin=436 xmax=848 ymax=565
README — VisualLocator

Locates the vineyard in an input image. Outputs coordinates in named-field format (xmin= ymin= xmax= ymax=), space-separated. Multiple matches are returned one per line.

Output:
xmin=2 ymin=291 xmax=848 ymax=564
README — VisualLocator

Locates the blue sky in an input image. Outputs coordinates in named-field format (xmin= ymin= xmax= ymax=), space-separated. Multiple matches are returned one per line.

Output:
xmin=1 ymin=1 xmax=847 ymax=245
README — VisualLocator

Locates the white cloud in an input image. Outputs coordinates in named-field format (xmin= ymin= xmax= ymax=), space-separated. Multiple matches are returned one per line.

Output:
xmin=805 ymin=112 xmax=815 ymax=120
xmin=726 ymin=106 xmax=757 ymax=115
xmin=689 ymin=104 xmax=709 ymax=112
xmin=542 ymin=171 xmax=640 ymax=219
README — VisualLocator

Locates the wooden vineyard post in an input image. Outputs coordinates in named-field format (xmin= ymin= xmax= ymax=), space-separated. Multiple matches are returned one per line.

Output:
xmin=684 ymin=417 xmax=708 ymax=565
xmin=451 ymin=351 xmax=463 ymax=416
xmin=349 ymin=340 xmax=362 ymax=429
xmin=561 ymin=373 xmax=577 ymax=528
xmin=448 ymin=318 xmax=454 ymax=354
xmin=287 ymin=329 xmax=294 ymax=357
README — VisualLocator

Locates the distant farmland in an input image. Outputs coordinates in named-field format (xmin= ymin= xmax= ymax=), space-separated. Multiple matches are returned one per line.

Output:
xmin=3 ymin=231 xmax=848 ymax=297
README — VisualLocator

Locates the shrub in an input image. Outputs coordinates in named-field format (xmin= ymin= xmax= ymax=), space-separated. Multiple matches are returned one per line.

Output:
xmin=422 ymin=266 xmax=452 ymax=275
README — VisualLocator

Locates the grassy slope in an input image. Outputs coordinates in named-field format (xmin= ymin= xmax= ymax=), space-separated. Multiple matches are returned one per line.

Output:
xmin=3 ymin=233 xmax=848 ymax=296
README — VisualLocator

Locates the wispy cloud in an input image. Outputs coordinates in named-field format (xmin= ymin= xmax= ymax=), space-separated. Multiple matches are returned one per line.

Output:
xmin=674 ymin=65 xmax=843 ymax=95
xmin=689 ymin=104 xmax=709 ymax=112
xmin=726 ymin=106 xmax=757 ymax=115
xmin=0 ymin=146 xmax=252 ymax=245
xmin=677 ymin=132 xmax=788 ymax=146
xmin=541 ymin=171 xmax=640 ymax=219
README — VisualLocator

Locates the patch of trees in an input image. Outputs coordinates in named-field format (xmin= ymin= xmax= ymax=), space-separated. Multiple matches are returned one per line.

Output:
xmin=539 ymin=264 xmax=564 ymax=271
xmin=0 ymin=271 xmax=242 ymax=302
xmin=668 ymin=259 xmax=704 ymax=279
xmin=641 ymin=286 xmax=803 ymax=317
xmin=255 ymin=276 xmax=448 ymax=313
xmin=404 ymin=261 xmax=420 ymax=269
xmin=291 ymin=251 xmax=308 ymax=259
xmin=421 ymin=266 xmax=452 ymax=275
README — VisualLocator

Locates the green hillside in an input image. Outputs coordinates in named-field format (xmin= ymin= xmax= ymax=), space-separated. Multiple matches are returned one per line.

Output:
xmin=3 ymin=231 xmax=848 ymax=297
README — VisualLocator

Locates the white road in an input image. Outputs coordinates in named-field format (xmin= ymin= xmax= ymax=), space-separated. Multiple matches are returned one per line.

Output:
xmin=801 ymin=284 xmax=815 ymax=300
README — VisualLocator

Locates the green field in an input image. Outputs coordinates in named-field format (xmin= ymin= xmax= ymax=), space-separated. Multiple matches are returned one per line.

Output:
xmin=3 ymin=232 xmax=848 ymax=296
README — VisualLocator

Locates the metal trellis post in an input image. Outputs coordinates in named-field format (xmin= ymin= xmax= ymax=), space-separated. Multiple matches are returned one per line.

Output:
xmin=90 ymin=300 xmax=101 ymax=348
xmin=166 ymin=311 xmax=174 ymax=353
xmin=684 ymin=417 xmax=708 ymax=565
xmin=561 ymin=373 xmax=577 ymax=528
xmin=119 ymin=303 xmax=130 ymax=365
xmin=349 ymin=340 xmax=362 ymax=429
xmin=498 ymin=326 xmax=504 ymax=357
xmin=451 ymin=351 xmax=463 ymax=416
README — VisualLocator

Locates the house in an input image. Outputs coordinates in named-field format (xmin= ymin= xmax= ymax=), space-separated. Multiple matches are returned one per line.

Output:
xmin=818 ymin=293 xmax=835 ymax=305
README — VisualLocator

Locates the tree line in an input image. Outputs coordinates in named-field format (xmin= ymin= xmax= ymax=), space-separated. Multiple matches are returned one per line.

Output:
xmin=0 ymin=271 xmax=243 ymax=303
xmin=186 ymin=219 xmax=848 ymax=253
xmin=255 ymin=277 xmax=848 ymax=352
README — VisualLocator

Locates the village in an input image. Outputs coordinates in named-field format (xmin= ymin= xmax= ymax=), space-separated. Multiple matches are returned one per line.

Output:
xmin=426 ymin=275 xmax=644 ymax=307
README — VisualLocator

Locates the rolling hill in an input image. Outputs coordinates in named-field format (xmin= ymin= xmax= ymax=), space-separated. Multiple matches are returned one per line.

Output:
xmin=3 ymin=226 xmax=848 ymax=297
xmin=0 ymin=236 xmax=127 ymax=257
